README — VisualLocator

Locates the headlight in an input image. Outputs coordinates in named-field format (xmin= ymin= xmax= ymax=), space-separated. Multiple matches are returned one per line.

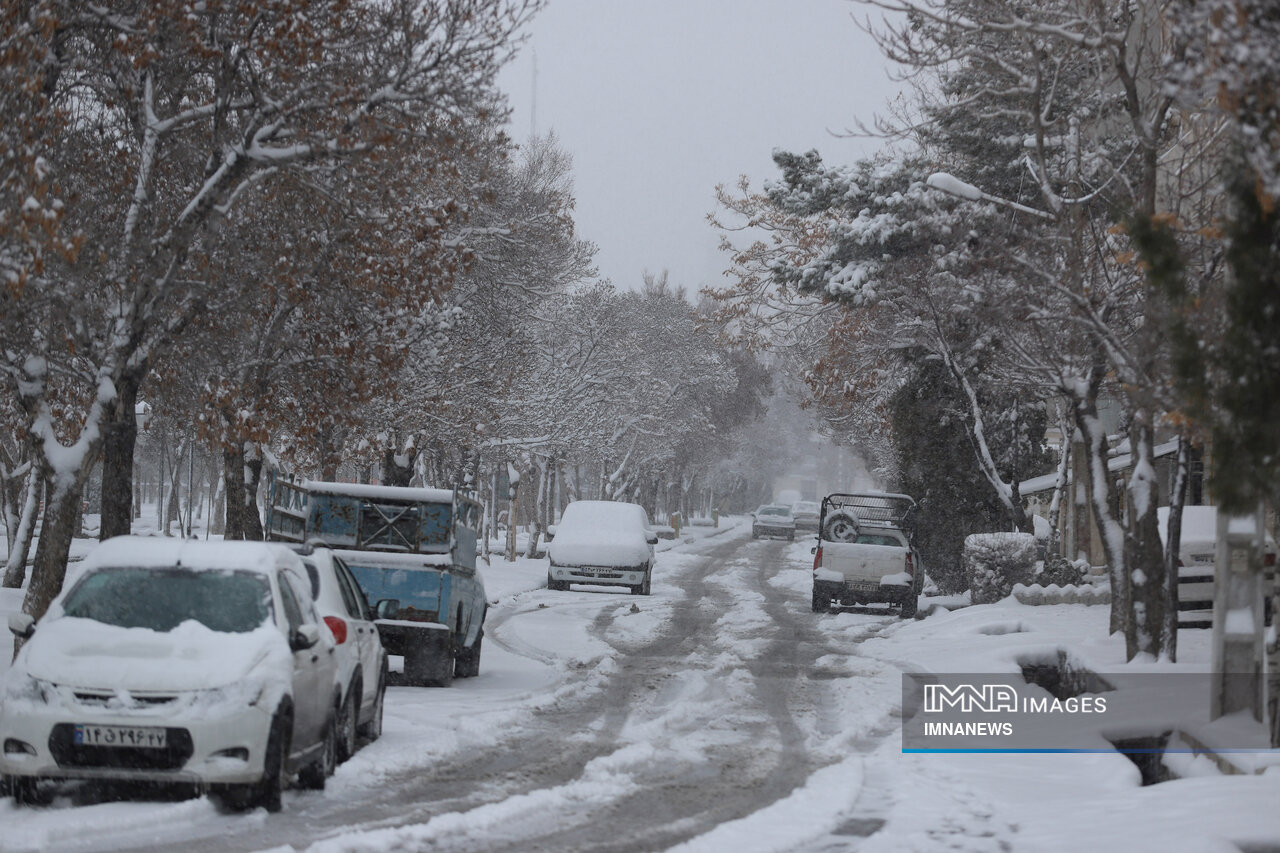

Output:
xmin=1 ymin=672 xmax=57 ymax=707
xmin=192 ymin=679 xmax=269 ymax=710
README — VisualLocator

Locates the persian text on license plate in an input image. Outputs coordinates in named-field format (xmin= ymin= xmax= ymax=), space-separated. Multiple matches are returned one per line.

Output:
xmin=74 ymin=724 xmax=167 ymax=748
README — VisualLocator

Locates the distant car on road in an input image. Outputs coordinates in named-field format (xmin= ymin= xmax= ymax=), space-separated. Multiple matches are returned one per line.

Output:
xmin=547 ymin=500 xmax=658 ymax=595
xmin=752 ymin=505 xmax=796 ymax=541
xmin=1 ymin=538 xmax=340 ymax=812
xmin=790 ymin=501 xmax=821 ymax=532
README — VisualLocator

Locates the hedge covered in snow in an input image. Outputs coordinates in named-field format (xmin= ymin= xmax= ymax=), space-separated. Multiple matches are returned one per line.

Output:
xmin=964 ymin=531 xmax=1037 ymax=604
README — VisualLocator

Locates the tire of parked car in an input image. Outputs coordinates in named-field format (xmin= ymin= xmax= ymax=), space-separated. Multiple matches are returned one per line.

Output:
xmin=900 ymin=593 xmax=918 ymax=619
xmin=298 ymin=699 xmax=338 ymax=791
xmin=751 ymin=527 xmax=759 ymax=539
xmin=358 ymin=664 xmax=386 ymax=742
xmin=630 ymin=567 xmax=652 ymax=596
xmin=336 ymin=679 xmax=360 ymax=762
xmin=2 ymin=774 xmax=43 ymax=806
xmin=221 ymin=710 xmax=289 ymax=813
xmin=821 ymin=511 xmax=859 ymax=543
xmin=546 ymin=571 xmax=569 ymax=592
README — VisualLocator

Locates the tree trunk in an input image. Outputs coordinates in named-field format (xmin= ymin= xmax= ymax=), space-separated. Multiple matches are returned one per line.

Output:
xmin=318 ymin=424 xmax=344 ymax=482
xmin=242 ymin=444 xmax=265 ymax=541
xmin=209 ymin=463 xmax=225 ymax=536
xmin=1072 ymin=373 xmax=1127 ymax=636
xmin=525 ymin=458 xmax=548 ymax=559
xmin=99 ymin=375 xmax=140 ymax=540
xmin=383 ymin=447 xmax=415 ymax=487
xmin=2 ymin=471 xmax=41 ymax=589
xmin=1161 ymin=436 xmax=1191 ymax=663
xmin=223 ymin=444 xmax=247 ymax=540
xmin=21 ymin=474 xmax=88 ymax=624
xmin=1046 ymin=405 xmax=1073 ymax=557
xmin=1124 ymin=416 xmax=1169 ymax=660
xmin=506 ymin=470 xmax=520 ymax=562
xmin=165 ymin=448 xmax=182 ymax=535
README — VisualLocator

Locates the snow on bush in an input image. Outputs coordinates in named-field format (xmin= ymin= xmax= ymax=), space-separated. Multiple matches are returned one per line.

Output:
xmin=964 ymin=532 xmax=1037 ymax=604
xmin=1037 ymin=554 xmax=1087 ymax=587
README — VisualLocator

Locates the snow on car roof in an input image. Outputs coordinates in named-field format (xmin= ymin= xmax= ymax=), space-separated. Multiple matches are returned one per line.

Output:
xmin=78 ymin=536 xmax=301 ymax=577
xmin=301 ymin=480 xmax=455 ymax=504
xmin=560 ymin=500 xmax=649 ymax=528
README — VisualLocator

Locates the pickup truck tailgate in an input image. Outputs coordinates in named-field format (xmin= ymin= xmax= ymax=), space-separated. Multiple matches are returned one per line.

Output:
xmin=818 ymin=541 xmax=912 ymax=584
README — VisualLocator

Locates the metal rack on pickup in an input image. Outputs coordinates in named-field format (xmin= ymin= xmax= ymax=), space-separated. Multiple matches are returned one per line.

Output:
xmin=820 ymin=492 xmax=917 ymax=533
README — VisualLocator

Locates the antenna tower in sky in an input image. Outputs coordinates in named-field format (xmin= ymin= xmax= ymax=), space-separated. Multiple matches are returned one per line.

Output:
xmin=530 ymin=49 xmax=538 ymax=137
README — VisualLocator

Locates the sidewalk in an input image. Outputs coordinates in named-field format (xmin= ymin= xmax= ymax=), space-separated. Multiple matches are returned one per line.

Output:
xmin=848 ymin=596 xmax=1280 ymax=852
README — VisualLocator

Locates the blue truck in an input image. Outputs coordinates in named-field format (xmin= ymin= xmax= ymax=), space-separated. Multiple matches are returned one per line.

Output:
xmin=265 ymin=478 xmax=486 ymax=687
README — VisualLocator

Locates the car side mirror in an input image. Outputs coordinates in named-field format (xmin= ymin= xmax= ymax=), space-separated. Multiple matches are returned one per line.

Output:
xmin=646 ymin=532 xmax=659 ymax=545
xmin=290 ymin=623 xmax=321 ymax=652
xmin=545 ymin=524 xmax=557 ymax=541
xmin=375 ymin=599 xmax=400 ymax=620
xmin=8 ymin=612 xmax=34 ymax=640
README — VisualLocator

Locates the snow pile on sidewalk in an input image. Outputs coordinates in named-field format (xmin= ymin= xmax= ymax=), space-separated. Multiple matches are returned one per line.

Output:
xmin=849 ymin=599 xmax=1280 ymax=853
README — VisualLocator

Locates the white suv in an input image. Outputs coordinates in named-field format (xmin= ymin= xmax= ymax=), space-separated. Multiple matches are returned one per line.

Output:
xmin=0 ymin=537 xmax=340 ymax=812
xmin=291 ymin=543 xmax=387 ymax=760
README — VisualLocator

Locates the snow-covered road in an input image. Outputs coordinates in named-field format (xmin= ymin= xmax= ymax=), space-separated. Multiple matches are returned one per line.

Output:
xmin=2 ymin=525 xmax=918 ymax=853
xmin=8 ymin=523 xmax=1280 ymax=853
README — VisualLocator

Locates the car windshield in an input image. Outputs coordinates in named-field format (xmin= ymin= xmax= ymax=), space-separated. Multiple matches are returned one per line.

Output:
xmin=760 ymin=507 xmax=790 ymax=516
xmin=793 ymin=503 xmax=819 ymax=514
xmin=61 ymin=567 xmax=272 ymax=634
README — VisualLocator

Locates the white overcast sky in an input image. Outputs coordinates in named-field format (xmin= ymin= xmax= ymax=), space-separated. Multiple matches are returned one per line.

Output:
xmin=496 ymin=0 xmax=904 ymax=292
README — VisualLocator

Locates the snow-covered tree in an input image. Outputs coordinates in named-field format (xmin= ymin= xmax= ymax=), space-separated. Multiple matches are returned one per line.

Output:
xmin=0 ymin=0 xmax=540 ymax=622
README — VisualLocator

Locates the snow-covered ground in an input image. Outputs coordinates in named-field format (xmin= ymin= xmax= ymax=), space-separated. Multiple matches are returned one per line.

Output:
xmin=2 ymin=518 xmax=1279 ymax=852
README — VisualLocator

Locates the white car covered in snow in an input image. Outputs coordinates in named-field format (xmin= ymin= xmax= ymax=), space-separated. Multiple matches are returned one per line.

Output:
xmin=751 ymin=504 xmax=796 ymax=541
xmin=290 ymin=542 xmax=388 ymax=761
xmin=546 ymin=500 xmax=658 ymax=595
xmin=0 ymin=537 xmax=341 ymax=812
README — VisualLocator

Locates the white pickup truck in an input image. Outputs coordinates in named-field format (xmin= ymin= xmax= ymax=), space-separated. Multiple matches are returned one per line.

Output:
xmin=810 ymin=492 xmax=922 ymax=618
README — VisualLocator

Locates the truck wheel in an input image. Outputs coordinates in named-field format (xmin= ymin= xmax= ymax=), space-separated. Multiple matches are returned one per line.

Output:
xmin=821 ymin=511 xmax=859 ymax=543
xmin=811 ymin=588 xmax=830 ymax=613
xmin=900 ymin=594 xmax=918 ymax=619
xmin=455 ymin=629 xmax=483 ymax=678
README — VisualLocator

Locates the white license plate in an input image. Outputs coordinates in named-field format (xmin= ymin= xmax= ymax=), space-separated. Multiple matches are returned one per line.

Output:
xmin=74 ymin=724 xmax=167 ymax=748
xmin=575 ymin=568 xmax=613 ymax=577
